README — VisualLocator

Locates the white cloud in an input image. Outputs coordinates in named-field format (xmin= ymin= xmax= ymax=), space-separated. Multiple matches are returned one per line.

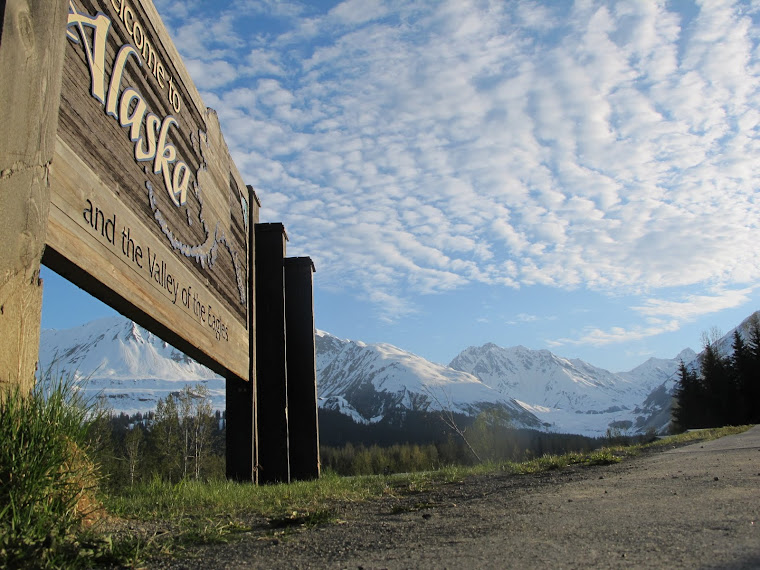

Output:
xmin=183 ymin=59 xmax=238 ymax=89
xmin=328 ymin=0 xmax=389 ymax=26
xmin=158 ymin=0 xmax=760 ymax=324
xmin=507 ymin=313 xmax=558 ymax=325
xmin=555 ymin=319 xmax=682 ymax=347
xmin=634 ymin=288 xmax=756 ymax=321
xmin=550 ymin=286 xmax=756 ymax=348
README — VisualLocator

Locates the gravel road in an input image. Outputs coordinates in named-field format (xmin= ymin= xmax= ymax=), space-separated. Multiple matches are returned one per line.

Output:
xmin=157 ymin=427 xmax=760 ymax=569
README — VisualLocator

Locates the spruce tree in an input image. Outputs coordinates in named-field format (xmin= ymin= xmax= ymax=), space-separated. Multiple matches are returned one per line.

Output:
xmin=743 ymin=316 xmax=760 ymax=423
xmin=730 ymin=330 xmax=753 ymax=424
xmin=672 ymin=360 xmax=702 ymax=431
xmin=699 ymin=332 xmax=732 ymax=427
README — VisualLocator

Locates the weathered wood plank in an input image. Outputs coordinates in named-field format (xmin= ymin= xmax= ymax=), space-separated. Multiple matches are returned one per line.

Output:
xmin=47 ymin=137 xmax=249 ymax=380
xmin=47 ymin=0 xmax=254 ymax=381
xmin=0 ymin=0 xmax=68 ymax=393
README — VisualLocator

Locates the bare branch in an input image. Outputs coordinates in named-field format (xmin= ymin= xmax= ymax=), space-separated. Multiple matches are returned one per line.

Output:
xmin=421 ymin=384 xmax=481 ymax=463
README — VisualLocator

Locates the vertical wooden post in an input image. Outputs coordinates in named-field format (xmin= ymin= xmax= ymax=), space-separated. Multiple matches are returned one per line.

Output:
xmin=225 ymin=374 xmax=254 ymax=481
xmin=284 ymin=257 xmax=320 ymax=480
xmin=225 ymin=187 xmax=260 ymax=482
xmin=0 ymin=0 xmax=68 ymax=395
xmin=254 ymin=223 xmax=289 ymax=484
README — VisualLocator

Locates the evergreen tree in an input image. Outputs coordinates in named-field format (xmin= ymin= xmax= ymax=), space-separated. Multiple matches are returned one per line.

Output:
xmin=86 ymin=396 xmax=120 ymax=487
xmin=699 ymin=332 xmax=733 ymax=427
xmin=730 ymin=330 xmax=753 ymax=424
xmin=672 ymin=360 xmax=702 ymax=431
xmin=744 ymin=316 xmax=760 ymax=423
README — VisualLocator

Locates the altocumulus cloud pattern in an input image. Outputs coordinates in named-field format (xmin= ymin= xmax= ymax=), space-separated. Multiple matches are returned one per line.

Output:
xmin=154 ymin=0 xmax=760 ymax=348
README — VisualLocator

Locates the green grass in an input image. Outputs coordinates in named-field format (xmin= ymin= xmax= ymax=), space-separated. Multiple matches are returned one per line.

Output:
xmin=108 ymin=469 xmax=390 ymax=521
xmin=647 ymin=425 xmax=750 ymax=447
xmin=0 ymin=375 xmax=102 ymax=568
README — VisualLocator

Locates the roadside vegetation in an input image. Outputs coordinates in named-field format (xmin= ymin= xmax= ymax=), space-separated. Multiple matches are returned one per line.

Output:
xmin=0 ymin=375 xmax=102 ymax=568
xmin=86 ymin=398 xmax=613 ymax=488
xmin=1 ymin=373 xmax=751 ymax=568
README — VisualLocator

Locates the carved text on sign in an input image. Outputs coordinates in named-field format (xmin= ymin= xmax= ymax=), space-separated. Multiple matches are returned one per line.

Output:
xmin=66 ymin=1 xmax=189 ymax=207
xmin=65 ymin=0 xmax=248 ymax=309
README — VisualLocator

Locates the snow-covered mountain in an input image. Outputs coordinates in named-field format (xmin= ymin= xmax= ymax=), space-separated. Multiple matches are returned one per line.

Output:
xmin=38 ymin=316 xmax=542 ymax=427
xmin=315 ymin=331 xmax=543 ymax=428
xmin=449 ymin=344 xmax=641 ymax=411
xmin=39 ymin=316 xmax=224 ymax=414
xmin=45 ymin=312 xmax=760 ymax=436
xmin=616 ymin=348 xmax=697 ymax=391
xmin=448 ymin=343 xmax=687 ymax=435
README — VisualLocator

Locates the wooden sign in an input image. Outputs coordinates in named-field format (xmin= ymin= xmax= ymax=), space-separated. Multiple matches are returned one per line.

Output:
xmin=46 ymin=0 xmax=252 ymax=380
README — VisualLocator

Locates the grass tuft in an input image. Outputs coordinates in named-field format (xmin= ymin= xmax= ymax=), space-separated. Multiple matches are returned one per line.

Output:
xmin=0 ymin=374 xmax=103 ymax=568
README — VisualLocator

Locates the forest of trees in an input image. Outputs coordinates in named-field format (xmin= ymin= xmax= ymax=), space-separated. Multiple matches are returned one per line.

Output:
xmin=672 ymin=318 xmax=760 ymax=432
xmin=89 ymin=385 xmax=226 ymax=489
xmin=91 ymin=390 xmax=616 ymax=485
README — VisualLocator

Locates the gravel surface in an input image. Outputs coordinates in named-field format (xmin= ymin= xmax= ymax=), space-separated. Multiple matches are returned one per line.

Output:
xmin=150 ymin=427 xmax=760 ymax=569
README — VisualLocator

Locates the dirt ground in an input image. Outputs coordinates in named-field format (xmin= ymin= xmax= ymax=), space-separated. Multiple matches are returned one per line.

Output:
xmin=150 ymin=427 xmax=760 ymax=569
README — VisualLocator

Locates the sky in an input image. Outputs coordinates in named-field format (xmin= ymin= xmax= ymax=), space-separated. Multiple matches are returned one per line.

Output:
xmin=42 ymin=0 xmax=760 ymax=373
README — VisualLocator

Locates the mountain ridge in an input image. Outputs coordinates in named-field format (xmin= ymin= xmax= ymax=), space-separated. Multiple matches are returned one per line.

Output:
xmin=447 ymin=340 xmax=684 ymax=435
xmin=40 ymin=312 xmax=758 ymax=436
xmin=315 ymin=330 xmax=543 ymax=429
xmin=40 ymin=316 xmax=225 ymax=413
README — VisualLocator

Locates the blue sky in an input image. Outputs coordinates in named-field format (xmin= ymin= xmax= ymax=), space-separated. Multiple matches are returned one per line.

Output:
xmin=42 ymin=0 xmax=760 ymax=372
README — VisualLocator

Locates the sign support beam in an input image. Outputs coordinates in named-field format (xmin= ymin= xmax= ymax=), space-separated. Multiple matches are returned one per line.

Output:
xmin=225 ymin=374 xmax=255 ymax=481
xmin=284 ymin=257 xmax=320 ymax=481
xmin=0 ymin=0 xmax=68 ymax=395
xmin=225 ymin=185 xmax=259 ymax=482
xmin=255 ymin=223 xmax=290 ymax=484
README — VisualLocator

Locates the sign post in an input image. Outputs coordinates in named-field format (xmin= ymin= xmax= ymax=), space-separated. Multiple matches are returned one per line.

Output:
xmin=0 ymin=0 xmax=68 ymax=396
xmin=285 ymin=257 xmax=320 ymax=481
xmin=255 ymin=223 xmax=290 ymax=484
xmin=226 ymin=185 xmax=260 ymax=482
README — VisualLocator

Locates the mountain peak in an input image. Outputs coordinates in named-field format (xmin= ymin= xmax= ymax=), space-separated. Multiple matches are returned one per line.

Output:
xmin=39 ymin=315 xmax=223 ymax=415
xmin=315 ymin=333 xmax=541 ymax=427
xmin=676 ymin=348 xmax=697 ymax=363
